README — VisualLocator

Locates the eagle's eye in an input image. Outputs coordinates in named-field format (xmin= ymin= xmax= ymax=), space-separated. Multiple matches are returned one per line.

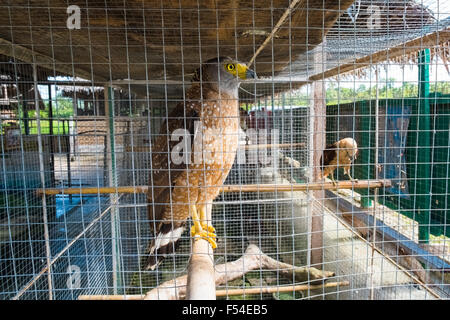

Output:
xmin=226 ymin=63 xmax=235 ymax=71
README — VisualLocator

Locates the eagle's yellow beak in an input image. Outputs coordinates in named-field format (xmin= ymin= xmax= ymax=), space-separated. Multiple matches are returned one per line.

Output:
xmin=236 ymin=63 xmax=257 ymax=80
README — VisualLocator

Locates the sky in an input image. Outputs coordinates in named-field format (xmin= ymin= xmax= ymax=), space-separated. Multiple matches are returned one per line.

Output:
xmin=330 ymin=56 xmax=450 ymax=89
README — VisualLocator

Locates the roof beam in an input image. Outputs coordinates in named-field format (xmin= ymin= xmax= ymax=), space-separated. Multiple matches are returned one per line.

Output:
xmin=0 ymin=37 xmax=107 ymax=82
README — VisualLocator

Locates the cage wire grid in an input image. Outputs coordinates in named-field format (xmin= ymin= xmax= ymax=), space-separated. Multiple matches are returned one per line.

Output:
xmin=0 ymin=0 xmax=449 ymax=300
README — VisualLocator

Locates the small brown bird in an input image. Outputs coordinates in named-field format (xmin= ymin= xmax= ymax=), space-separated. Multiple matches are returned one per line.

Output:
xmin=320 ymin=137 xmax=358 ymax=185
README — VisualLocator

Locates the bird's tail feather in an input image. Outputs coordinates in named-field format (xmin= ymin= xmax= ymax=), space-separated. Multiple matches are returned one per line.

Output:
xmin=144 ymin=223 xmax=185 ymax=271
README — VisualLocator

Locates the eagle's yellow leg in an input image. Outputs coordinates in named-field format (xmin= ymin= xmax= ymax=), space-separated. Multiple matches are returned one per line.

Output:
xmin=190 ymin=205 xmax=217 ymax=249
xmin=199 ymin=205 xmax=216 ymax=235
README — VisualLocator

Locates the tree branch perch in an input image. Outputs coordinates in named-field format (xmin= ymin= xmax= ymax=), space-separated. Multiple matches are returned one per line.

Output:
xmin=143 ymin=244 xmax=335 ymax=300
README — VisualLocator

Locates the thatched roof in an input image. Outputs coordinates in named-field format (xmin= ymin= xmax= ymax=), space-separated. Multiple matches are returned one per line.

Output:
xmin=0 ymin=0 xmax=447 ymax=101
xmin=0 ymin=0 xmax=354 ymax=82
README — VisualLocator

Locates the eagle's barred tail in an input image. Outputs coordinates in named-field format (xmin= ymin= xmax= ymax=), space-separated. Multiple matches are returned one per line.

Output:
xmin=144 ymin=223 xmax=185 ymax=271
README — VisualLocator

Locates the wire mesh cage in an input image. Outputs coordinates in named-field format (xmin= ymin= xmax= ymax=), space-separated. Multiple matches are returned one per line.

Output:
xmin=0 ymin=0 xmax=449 ymax=301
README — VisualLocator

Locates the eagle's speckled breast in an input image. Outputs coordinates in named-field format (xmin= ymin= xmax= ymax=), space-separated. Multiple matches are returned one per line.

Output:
xmin=163 ymin=89 xmax=240 ymax=222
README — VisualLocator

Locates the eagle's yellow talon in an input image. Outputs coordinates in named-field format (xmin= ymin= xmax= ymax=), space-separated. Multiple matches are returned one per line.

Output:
xmin=190 ymin=225 xmax=217 ymax=249
xmin=190 ymin=205 xmax=217 ymax=249
xmin=201 ymin=223 xmax=215 ymax=234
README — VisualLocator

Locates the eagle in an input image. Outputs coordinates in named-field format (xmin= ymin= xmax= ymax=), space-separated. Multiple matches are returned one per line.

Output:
xmin=320 ymin=137 xmax=358 ymax=185
xmin=145 ymin=57 xmax=257 ymax=270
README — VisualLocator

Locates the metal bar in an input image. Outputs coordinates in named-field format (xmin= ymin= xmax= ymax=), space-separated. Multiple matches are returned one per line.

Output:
xmin=37 ymin=180 xmax=392 ymax=195
xmin=32 ymin=63 xmax=53 ymax=300
xmin=360 ymin=100 xmax=373 ymax=208
xmin=47 ymin=84 xmax=55 ymax=186
xmin=104 ymin=85 xmax=122 ymax=294
xmin=370 ymin=65 xmax=381 ymax=300
xmin=416 ymin=49 xmax=432 ymax=243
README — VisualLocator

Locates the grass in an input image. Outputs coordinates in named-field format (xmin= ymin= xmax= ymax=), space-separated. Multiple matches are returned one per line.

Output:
xmin=24 ymin=120 xmax=70 ymax=135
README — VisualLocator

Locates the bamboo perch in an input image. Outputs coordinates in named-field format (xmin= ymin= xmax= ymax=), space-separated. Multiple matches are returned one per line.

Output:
xmin=78 ymin=281 xmax=349 ymax=300
xmin=37 ymin=180 xmax=392 ymax=195
xmin=124 ymin=143 xmax=306 ymax=153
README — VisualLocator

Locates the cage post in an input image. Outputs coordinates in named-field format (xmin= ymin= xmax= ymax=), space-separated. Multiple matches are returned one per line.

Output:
xmin=369 ymin=65 xmax=381 ymax=300
xmin=308 ymin=42 xmax=326 ymax=267
xmin=414 ymin=48 xmax=432 ymax=243
xmin=61 ymin=117 xmax=72 ymax=202
xmin=32 ymin=63 xmax=53 ymax=299
xmin=359 ymin=100 xmax=374 ymax=208
xmin=47 ymin=84 xmax=55 ymax=186
xmin=104 ymin=85 xmax=122 ymax=293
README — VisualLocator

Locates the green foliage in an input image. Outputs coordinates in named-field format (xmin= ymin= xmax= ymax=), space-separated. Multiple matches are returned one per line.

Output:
xmin=15 ymin=94 xmax=74 ymax=135
xmin=273 ymin=290 xmax=303 ymax=300
xmin=245 ymin=81 xmax=449 ymax=109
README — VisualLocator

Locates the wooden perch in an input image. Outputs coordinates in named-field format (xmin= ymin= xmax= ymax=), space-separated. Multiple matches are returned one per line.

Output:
xmin=143 ymin=244 xmax=335 ymax=300
xmin=124 ymin=143 xmax=306 ymax=153
xmin=37 ymin=180 xmax=392 ymax=195
xmin=186 ymin=204 xmax=216 ymax=300
xmin=78 ymin=281 xmax=349 ymax=300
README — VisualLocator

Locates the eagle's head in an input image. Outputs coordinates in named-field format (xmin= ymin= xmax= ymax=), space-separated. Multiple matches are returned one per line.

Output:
xmin=192 ymin=56 xmax=257 ymax=96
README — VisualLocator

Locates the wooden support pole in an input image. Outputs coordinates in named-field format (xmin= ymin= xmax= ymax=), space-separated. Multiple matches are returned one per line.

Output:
xmin=36 ymin=180 xmax=392 ymax=195
xmin=310 ymin=40 xmax=326 ymax=267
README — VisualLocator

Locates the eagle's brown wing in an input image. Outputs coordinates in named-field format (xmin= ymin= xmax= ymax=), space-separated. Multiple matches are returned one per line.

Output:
xmin=144 ymin=101 xmax=199 ymax=270
xmin=147 ymin=101 xmax=198 ymax=231
xmin=320 ymin=142 xmax=338 ymax=170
